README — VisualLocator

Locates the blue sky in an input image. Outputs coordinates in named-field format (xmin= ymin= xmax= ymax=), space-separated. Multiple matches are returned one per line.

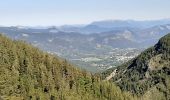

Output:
xmin=0 ymin=0 xmax=170 ymax=26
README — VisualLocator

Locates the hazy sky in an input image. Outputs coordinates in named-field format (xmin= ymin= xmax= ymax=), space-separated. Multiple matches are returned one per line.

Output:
xmin=1 ymin=0 xmax=170 ymax=26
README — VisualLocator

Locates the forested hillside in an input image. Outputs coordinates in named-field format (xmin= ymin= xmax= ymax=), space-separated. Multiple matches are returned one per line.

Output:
xmin=103 ymin=33 xmax=170 ymax=100
xmin=0 ymin=34 xmax=135 ymax=100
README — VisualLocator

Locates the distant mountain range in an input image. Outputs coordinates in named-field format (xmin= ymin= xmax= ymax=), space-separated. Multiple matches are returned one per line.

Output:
xmin=58 ymin=19 xmax=170 ymax=33
xmin=0 ymin=19 xmax=170 ymax=72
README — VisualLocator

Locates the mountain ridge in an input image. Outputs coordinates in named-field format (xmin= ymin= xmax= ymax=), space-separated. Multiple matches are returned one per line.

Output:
xmin=102 ymin=33 xmax=170 ymax=99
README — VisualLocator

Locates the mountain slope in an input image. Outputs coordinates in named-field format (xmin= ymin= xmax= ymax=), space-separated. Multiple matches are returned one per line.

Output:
xmin=0 ymin=34 xmax=136 ymax=100
xmin=103 ymin=33 xmax=170 ymax=99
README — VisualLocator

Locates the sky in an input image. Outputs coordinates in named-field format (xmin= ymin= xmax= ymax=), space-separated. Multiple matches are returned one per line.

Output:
xmin=0 ymin=0 xmax=170 ymax=26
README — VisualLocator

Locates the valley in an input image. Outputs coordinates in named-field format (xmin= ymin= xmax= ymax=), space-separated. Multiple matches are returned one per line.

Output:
xmin=61 ymin=48 xmax=141 ymax=72
xmin=1 ymin=19 xmax=170 ymax=72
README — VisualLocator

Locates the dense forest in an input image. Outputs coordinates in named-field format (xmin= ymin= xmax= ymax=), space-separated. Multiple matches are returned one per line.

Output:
xmin=1 ymin=32 xmax=170 ymax=100
xmin=103 ymin=33 xmax=170 ymax=100
xmin=0 ymin=34 xmax=136 ymax=100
